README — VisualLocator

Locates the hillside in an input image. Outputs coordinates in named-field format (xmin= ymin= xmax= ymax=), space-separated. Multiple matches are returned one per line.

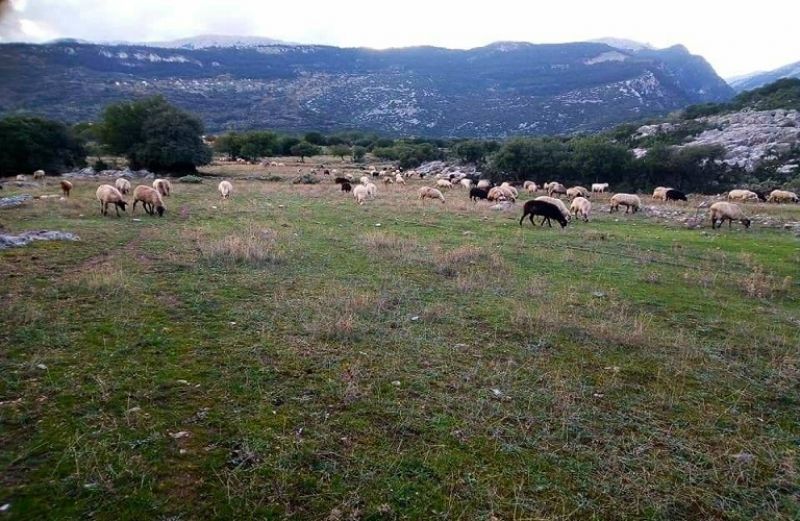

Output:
xmin=0 ymin=40 xmax=733 ymax=136
xmin=728 ymin=60 xmax=800 ymax=92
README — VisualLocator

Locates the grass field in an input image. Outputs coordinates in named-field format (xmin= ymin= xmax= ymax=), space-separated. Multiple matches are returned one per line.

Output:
xmin=1 ymin=160 xmax=799 ymax=520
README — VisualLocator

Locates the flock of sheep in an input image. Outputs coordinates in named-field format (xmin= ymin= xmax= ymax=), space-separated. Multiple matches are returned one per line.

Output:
xmin=14 ymin=165 xmax=799 ymax=232
xmin=329 ymin=166 xmax=798 ymax=230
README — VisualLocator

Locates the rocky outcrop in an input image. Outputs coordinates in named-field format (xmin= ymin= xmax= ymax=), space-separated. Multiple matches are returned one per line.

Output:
xmin=636 ymin=109 xmax=800 ymax=172
xmin=0 ymin=230 xmax=80 ymax=249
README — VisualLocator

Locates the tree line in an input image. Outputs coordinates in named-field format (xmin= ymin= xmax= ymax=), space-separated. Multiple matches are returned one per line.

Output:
xmin=2 ymin=85 xmax=799 ymax=193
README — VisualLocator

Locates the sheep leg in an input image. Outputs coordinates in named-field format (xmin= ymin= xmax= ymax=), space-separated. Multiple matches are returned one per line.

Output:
xmin=114 ymin=203 xmax=120 ymax=217
xmin=519 ymin=212 xmax=527 ymax=226
xmin=545 ymin=217 xmax=552 ymax=228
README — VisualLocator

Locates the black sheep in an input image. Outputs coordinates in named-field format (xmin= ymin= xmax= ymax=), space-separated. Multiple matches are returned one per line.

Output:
xmin=340 ymin=182 xmax=352 ymax=193
xmin=469 ymin=187 xmax=489 ymax=201
xmin=519 ymin=200 xmax=568 ymax=228
xmin=665 ymin=189 xmax=687 ymax=201
xmin=334 ymin=177 xmax=349 ymax=184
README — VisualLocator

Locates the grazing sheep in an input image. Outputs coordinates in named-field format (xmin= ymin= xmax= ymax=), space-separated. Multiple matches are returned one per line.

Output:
xmin=591 ymin=183 xmax=609 ymax=193
xmin=33 ymin=169 xmax=45 ymax=180
xmin=334 ymin=177 xmax=349 ymax=184
xmin=360 ymin=176 xmax=370 ymax=185
xmin=115 ymin=177 xmax=131 ymax=195
xmin=566 ymin=186 xmax=590 ymax=199
xmin=382 ymin=176 xmax=394 ymax=185
xmin=609 ymin=193 xmax=641 ymax=214
xmin=547 ymin=182 xmax=567 ymax=197
xmin=569 ymin=196 xmax=591 ymax=222
xmin=534 ymin=196 xmax=570 ymax=220
xmin=460 ymin=178 xmax=472 ymax=189
xmin=60 ymin=180 xmax=73 ymax=197
xmin=95 ymin=184 xmax=128 ymax=217
xmin=395 ymin=174 xmax=406 ymax=185
xmin=344 ymin=173 xmax=354 ymax=182
xmin=523 ymin=181 xmax=538 ymax=193
xmin=353 ymin=184 xmax=369 ymax=205
xmin=153 ymin=178 xmax=172 ymax=197
xmin=710 ymin=202 xmax=751 ymax=229
xmin=436 ymin=179 xmax=453 ymax=190
xmin=419 ymin=186 xmax=445 ymax=204
xmin=520 ymin=200 xmax=568 ymax=228
xmin=652 ymin=186 xmax=671 ymax=201
xmin=133 ymin=185 xmax=166 ymax=217
xmin=469 ymin=187 xmax=489 ymax=201
xmin=500 ymin=182 xmax=519 ymax=198
xmin=488 ymin=186 xmax=516 ymax=203
xmin=727 ymin=189 xmax=760 ymax=203
xmin=665 ymin=189 xmax=687 ymax=202
xmin=476 ymin=179 xmax=492 ymax=189
xmin=218 ymin=180 xmax=233 ymax=200
xmin=341 ymin=181 xmax=352 ymax=193
xmin=767 ymin=189 xmax=799 ymax=203
xmin=366 ymin=182 xmax=378 ymax=199
xmin=15 ymin=174 xmax=26 ymax=181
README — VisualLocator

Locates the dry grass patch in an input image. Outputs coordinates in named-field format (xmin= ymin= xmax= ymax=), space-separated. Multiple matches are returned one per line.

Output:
xmin=434 ymin=244 xmax=489 ymax=277
xmin=199 ymin=225 xmax=284 ymax=267
xmin=738 ymin=264 xmax=792 ymax=299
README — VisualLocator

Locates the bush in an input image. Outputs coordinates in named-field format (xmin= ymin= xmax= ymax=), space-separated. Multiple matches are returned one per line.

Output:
xmin=93 ymin=158 xmax=110 ymax=171
xmin=178 ymin=175 xmax=204 ymax=183
xmin=98 ymin=95 xmax=211 ymax=173
xmin=0 ymin=116 xmax=86 ymax=176
xmin=292 ymin=173 xmax=319 ymax=184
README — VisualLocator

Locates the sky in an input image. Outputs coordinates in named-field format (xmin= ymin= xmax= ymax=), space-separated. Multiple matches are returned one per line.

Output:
xmin=0 ymin=0 xmax=798 ymax=78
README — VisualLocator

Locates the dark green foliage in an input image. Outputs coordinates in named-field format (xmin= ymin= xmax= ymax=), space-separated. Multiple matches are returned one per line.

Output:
xmin=0 ymin=116 xmax=86 ymax=176
xmin=352 ymin=146 xmax=367 ymax=162
xmin=304 ymin=132 xmax=327 ymax=145
xmin=732 ymin=78 xmax=800 ymax=111
xmin=98 ymin=96 xmax=211 ymax=172
xmin=328 ymin=144 xmax=351 ymax=160
xmin=289 ymin=141 xmax=321 ymax=162
xmin=451 ymin=139 xmax=499 ymax=165
xmin=93 ymin=158 xmax=110 ymax=171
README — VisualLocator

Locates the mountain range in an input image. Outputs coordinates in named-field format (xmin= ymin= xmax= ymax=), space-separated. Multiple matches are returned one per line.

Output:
xmin=0 ymin=37 xmax=735 ymax=136
xmin=727 ymin=60 xmax=800 ymax=92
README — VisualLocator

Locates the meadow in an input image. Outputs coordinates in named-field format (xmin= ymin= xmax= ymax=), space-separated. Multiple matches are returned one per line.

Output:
xmin=1 ymin=159 xmax=799 ymax=520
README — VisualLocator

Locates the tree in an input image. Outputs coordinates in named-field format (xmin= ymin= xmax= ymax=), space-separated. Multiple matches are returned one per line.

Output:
xmin=0 ymin=116 xmax=86 ymax=176
xmin=352 ymin=146 xmax=367 ymax=162
xmin=289 ymin=141 xmax=321 ymax=162
xmin=99 ymin=96 xmax=211 ymax=172
xmin=452 ymin=140 xmax=489 ymax=165
xmin=329 ymin=144 xmax=351 ymax=160
xmin=304 ymin=132 xmax=327 ymax=146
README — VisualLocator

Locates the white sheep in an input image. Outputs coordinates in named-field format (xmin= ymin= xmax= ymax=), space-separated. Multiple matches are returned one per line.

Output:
xmin=436 ymin=179 xmax=453 ymax=190
xmin=60 ymin=180 xmax=73 ymax=197
xmin=523 ymin=181 xmax=538 ymax=193
xmin=218 ymin=180 xmax=233 ymax=200
xmin=15 ymin=174 xmax=26 ymax=181
xmin=727 ymin=189 xmax=760 ymax=203
xmin=344 ymin=173 xmax=354 ymax=182
xmin=419 ymin=186 xmax=445 ymax=203
xmin=709 ymin=202 xmax=751 ymax=228
xmin=382 ymin=176 xmax=394 ymax=185
xmin=352 ymin=184 xmax=369 ymax=205
xmin=652 ymin=186 xmax=671 ymax=201
xmin=476 ymin=179 xmax=492 ymax=189
xmin=360 ymin=176 xmax=370 ymax=185
xmin=591 ymin=183 xmax=609 ymax=193
xmin=534 ymin=195 xmax=570 ymax=220
xmin=153 ymin=178 xmax=172 ymax=197
xmin=460 ymin=178 xmax=472 ymax=189
xmin=610 ymin=193 xmax=641 ymax=213
xmin=566 ymin=186 xmax=590 ymax=199
xmin=500 ymin=182 xmax=519 ymax=198
xmin=767 ymin=189 xmax=799 ymax=203
xmin=569 ymin=196 xmax=591 ymax=222
xmin=33 ymin=169 xmax=45 ymax=180
xmin=133 ymin=185 xmax=166 ymax=217
xmin=115 ymin=177 xmax=131 ymax=195
xmin=488 ymin=186 xmax=517 ymax=203
xmin=366 ymin=182 xmax=377 ymax=199
xmin=547 ymin=182 xmax=567 ymax=197
xmin=395 ymin=174 xmax=406 ymax=185
xmin=95 ymin=184 xmax=128 ymax=217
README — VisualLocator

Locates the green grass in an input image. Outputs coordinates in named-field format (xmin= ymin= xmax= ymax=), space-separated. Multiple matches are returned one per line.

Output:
xmin=1 ymin=165 xmax=799 ymax=520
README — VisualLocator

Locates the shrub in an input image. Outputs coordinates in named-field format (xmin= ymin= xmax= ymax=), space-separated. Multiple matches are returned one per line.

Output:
xmin=178 ymin=175 xmax=203 ymax=183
